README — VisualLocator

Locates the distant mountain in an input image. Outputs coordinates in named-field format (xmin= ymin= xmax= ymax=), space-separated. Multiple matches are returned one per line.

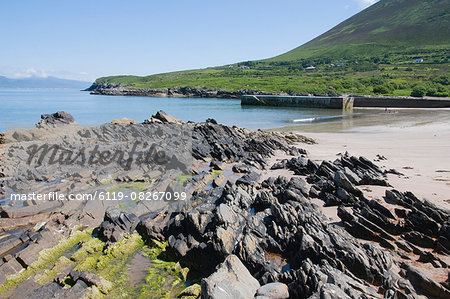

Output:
xmin=271 ymin=0 xmax=450 ymax=61
xmin=0 ymin=76 xmax=91 ymax=89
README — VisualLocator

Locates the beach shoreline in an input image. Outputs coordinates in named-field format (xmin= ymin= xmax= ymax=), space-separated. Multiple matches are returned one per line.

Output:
xmin=275 ymin=111 xmax=450 ymax=210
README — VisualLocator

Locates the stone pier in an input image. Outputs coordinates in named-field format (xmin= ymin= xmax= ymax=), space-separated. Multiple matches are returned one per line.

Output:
xmin=241 ymin=95 xmax=450 ymax=109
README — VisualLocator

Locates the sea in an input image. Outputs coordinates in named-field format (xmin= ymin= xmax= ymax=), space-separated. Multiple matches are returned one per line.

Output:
xmin=0 ymin=88 xmax=357 ymax=132
xmin=3 ymin=88 xmax=444 ymax=133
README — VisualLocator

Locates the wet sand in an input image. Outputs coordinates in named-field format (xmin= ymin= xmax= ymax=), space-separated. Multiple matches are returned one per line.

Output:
xmin=273 ymin=108 xmax=450 ymax=210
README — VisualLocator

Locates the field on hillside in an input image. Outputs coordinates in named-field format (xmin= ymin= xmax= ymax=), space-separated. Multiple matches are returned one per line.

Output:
xmin=95 ymin=49 xmax=449 ymax=97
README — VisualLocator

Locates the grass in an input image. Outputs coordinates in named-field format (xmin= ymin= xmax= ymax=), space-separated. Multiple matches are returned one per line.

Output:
xmin=93 ymin=59 xmax=449 ymax=97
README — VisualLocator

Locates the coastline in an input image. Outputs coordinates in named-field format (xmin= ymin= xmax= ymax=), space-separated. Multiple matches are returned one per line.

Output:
xmin=87 ymin=84 xmax=450 ymax=105
xmin=272 ymin=109 xmax=450 ymax=210
xmin=87 ymin=84 xmax=255 ymax=99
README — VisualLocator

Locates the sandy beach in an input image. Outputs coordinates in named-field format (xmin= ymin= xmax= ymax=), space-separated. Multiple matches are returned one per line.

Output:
xmin=289 ymin=109 xmax=450 ymax=211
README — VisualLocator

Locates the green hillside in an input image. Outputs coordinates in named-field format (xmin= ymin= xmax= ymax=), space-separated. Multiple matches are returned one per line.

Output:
xmin=92 ymin=0 xmax=450 ymax=97
xmin=271 ymin=0 xmax=450 ymax=61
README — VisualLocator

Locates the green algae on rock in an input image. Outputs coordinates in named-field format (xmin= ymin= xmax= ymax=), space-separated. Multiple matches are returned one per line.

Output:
xmin=0 ymin=229 xmax=92 ymax=295
xmin=0 ymin=230 xmax=194 ymax=298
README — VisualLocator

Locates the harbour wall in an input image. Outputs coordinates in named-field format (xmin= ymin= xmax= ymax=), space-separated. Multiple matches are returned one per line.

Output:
xmin=241 ymin=95 xmax=450 ymax=109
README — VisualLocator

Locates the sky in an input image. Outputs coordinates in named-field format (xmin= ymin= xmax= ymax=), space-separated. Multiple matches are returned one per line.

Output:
xmin=0 ymin=0 xmax=378 ymax=82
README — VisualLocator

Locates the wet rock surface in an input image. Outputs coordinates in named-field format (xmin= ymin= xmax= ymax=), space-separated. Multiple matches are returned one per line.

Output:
xmin=1 ymin=112 xmax=449 ymax=298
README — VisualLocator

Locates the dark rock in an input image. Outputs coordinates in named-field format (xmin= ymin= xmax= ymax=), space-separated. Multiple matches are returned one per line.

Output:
xmin=308 ymin=283 xmax=350 ymax=299
xmin=385 ymin=168 xmax=403 ymax=176
xmin=395 ymin=240 xmax=413 ymax=253
xmin=271 ymin=160 xmax=287 ymax=170
xmin=63 ymin=279 xmax=88 ymax=298
xmin=287 ymin=260 xmax=378 ymax=299
xmin=232 ymin=164 xmax=254 ymax=173
xmin=7 ymin=279 xmax=41 ymax=299
xmin=36 ymin=111 xmax=76 ymax=128
xmin=402 ymin=231 xmax=435 ymax=249
xmin=321 ymin=192 xmax=342 ymax=206
xmin=1 ymin=201 xmax=62 ymax=218
xmin=206 ymin=118 xmax=218 ymax=124
xmin=2 ymin=256 xmax=23 ymax=273
xmin=24 ymin=282 xmax=62 ymax=299
xmin=144 ymin=110 xmax=184 ymax=124
xmin=98 ymin=207 xmax=139 ymax=244
xmin=212 ymin=178 xmax=222 ymax=188
xmin=309 ymin=186 xmax=319 ymax=198
xmin=336 ymin=187 xmax=351 ymax=202
xmin=360 ymin=173 xmax=389 ymax=186
xmin=333 ymin=171 xmax=361 ymax=196
xmin=15 ymin=243 xmax=44 ymax=267
xmin=386 ymin=190 xmax=448 ymax=236
xmin=70 ymin=270 xmax=113 ymax=293
xmin=442 ymin=273 xmax=450 ymax=290
xmin=201 ymin=255 xmax=260 ymax=299
xmin=440 ymin=222 xmax=450 ymax=240
xmin=343 ymin=167 xmax=361 ymax=184
xmin=0 ymin=235 xmax=22 ymax=258
xmin=209 ymin=160 xmax=223 ymax=170
xmin=236 ymin=171 xmax=261 ymax=186
xmin=417 ymin=251 xmax=447 ymax=268
xmin=439 ymin=223 xmax=450 ymax=250
xmin=256 ymin=282 xmax=289 ymax=299
xmin=368 ymin=199 xmax=396 ymax=219
xmin=406 ymin=264 xmax=450 ymax=298
xmin=395 ymin=208 xmax=408 ymax=218
xmin=437 ymin=236 xmax=450 ymax=252
xmin=285 ymin=157 xmax=310 ymax=175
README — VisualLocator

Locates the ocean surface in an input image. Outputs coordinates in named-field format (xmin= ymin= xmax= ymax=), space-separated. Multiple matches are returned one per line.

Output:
xmin=0 ymin=88 xmax=366 ymax=132
xmin=4 ymin=88 xmax=447 ymax=133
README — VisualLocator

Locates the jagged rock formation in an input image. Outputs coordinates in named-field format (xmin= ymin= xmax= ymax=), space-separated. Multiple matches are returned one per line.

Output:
xmin=138 ymin=151 xmax=450 ymax=298
xmin=1 ymin=112 xmax=449 ymax=298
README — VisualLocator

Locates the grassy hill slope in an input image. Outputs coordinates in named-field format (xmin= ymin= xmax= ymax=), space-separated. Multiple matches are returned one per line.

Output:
xmin=92 ymin=0 xmax=450 ymax=97
xmin=271 ymin=0 xmax=449 ymax=61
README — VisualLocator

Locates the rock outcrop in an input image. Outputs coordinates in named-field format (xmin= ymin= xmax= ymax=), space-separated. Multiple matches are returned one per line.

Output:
xmin=86 ymin=82 xmax=273 ymax=99
xmin=36 ymin=111 xmax=76 ymax=128
xmin=143 ymin=110 xmax=184 ymax=124
xmin=201 ymin=254 xmax=260 ymax=299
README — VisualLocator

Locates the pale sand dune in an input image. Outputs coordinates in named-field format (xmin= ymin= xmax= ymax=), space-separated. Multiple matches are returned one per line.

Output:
xmin=299 ymin=121 xmax=450 ymax=210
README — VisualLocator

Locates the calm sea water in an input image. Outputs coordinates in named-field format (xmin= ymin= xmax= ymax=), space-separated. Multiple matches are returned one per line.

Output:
xmin=0 ymin=89 xmax=353 ymax=132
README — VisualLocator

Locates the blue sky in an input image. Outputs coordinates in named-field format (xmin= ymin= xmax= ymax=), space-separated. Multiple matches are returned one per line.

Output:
xmin=0 ymin=0 xmax=378 ymax=82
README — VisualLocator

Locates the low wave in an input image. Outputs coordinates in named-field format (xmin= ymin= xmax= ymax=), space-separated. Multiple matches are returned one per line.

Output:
xmin=287 ymin=115 xmax=345 ymax=123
